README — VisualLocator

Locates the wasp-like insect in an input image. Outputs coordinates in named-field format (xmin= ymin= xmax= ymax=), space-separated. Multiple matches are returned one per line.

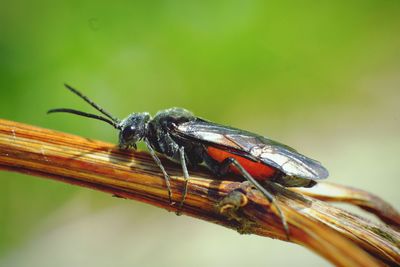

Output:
xmin=48 ymin=84 xmax=329 ymax=237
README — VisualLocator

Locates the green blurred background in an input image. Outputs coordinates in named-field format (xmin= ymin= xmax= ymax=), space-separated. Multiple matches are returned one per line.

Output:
xmin=1 ymin=1 xmax=399 ymax=266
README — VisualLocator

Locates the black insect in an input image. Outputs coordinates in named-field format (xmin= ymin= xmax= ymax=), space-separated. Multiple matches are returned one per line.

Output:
xmin=48 ymin=84 xmax=329 ymax=236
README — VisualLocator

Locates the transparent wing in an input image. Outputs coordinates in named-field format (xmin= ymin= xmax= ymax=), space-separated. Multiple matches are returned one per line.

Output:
xmin=175 ymin=120 xmax=328 ymax=180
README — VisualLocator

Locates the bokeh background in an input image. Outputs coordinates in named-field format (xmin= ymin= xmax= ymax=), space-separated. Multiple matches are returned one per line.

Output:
xmin=1 ymin=1 xmax=399 ymax=266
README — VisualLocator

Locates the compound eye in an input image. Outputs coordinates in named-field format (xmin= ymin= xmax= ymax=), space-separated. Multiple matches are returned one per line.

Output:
xmin=121 ymin=125 xmax=136 ymax=141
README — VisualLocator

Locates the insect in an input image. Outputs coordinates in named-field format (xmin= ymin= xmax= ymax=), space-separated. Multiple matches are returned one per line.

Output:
xmin=48 ymin=84 xmax=329 ymax=237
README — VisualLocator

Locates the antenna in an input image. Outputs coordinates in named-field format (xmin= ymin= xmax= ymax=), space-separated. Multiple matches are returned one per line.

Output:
xmin=47 ymin=84 xmax=121 ymax=129
xmin=63 ymin=84 xmax=120 ymax=123
xmin=47 ymin=108 xmax=120 ymax=129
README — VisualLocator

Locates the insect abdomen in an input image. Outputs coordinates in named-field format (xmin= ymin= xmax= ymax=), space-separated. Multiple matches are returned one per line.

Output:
xmin=206 ymin=146 xmax=277 ymax=180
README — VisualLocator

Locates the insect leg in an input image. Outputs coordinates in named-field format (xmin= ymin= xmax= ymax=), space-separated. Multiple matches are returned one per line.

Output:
xmin=218 ymin=157 xmax=290 ymax=239
xmin=176 ymin=146 xmax=190 ymax=214
xmin=145 ymin=140 xmax=173 ymax=204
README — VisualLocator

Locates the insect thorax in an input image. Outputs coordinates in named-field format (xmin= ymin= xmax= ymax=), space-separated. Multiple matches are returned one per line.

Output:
xmin=146 ymin=108 xmax=203 ymax=164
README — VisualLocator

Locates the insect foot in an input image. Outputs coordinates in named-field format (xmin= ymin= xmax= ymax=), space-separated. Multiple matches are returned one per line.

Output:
xmin=216 ymin=184 xmax=257 ymax=234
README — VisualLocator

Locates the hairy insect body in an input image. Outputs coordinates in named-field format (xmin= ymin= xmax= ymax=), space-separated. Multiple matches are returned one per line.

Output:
xmin=147 ymin=108 xmax=202 ymax=165
xmin=49 ymin=85 xmax=329 ymax=238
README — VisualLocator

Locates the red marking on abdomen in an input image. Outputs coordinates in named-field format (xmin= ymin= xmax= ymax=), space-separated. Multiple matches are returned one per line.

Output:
xmin=207 ymin=146 xmax=277 ymax=181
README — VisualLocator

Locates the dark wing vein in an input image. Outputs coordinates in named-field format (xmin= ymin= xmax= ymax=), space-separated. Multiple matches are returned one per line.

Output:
xmin=175 ymin=120 xmax=328 ymax=180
